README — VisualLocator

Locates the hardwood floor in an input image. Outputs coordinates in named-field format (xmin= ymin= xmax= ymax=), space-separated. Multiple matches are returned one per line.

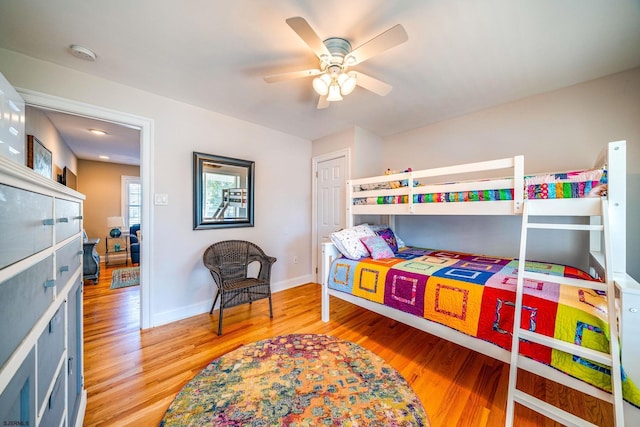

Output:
xmin=83 ymin=264 xmax=613 ymax=426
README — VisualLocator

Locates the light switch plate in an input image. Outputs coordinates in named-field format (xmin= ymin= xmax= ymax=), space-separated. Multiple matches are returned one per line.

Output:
xmin=154 ymin=193 xmax=169 ymax=205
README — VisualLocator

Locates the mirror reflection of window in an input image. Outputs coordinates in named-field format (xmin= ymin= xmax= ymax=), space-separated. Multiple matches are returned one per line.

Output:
xmin=203 ymin=166 xmax=245 ymax=220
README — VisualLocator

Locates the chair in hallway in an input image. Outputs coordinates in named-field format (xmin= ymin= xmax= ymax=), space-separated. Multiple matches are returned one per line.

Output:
xmin=203 ymin=240 xmax=277 ymax=335
xmin=130 ymin=224 xmax=140 ymax=265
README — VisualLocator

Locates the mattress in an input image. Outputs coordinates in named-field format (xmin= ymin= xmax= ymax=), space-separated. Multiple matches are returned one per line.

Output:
xmin=327 ymin=245 xmax=640 ymax=406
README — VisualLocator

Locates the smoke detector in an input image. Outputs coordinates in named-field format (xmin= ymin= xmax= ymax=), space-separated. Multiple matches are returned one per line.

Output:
xmin=69 ymin=44 xmax=97 ymax=61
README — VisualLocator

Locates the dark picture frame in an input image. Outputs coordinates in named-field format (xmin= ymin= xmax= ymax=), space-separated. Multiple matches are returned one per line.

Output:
xmin=63 ymin=166 xmax=78 ymax=190
xmin=26 ymin=135 xmax=53 ymax=179
xmin=193 ymin=152 xmax=255 ymax=229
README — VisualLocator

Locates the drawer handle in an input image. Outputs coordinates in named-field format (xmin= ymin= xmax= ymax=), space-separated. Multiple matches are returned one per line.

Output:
xmin=49 ymin=375 xmax=62 ymax=409
xmin=68 ymin=356 xmax=74 ymax=375
xmin=73 ymin=215 xmax=83 ymax=220
xmin=60 ymin=265 xmax=69 ymax=273
xmin=56 ymin=217 xmax=69 ymax=223
xmin=43 ymin=218 xmax=55 ymax=226
xmin=77 ymin=250 xmax=84 ymax=256
xmin=44 ymin=279 xmax=56 ymax=288
xmin=49 ymin=308 xmax=62 ymax=333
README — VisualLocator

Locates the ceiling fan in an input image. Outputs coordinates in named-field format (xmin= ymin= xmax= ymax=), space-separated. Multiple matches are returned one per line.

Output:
xmin=264 ymin=17 xmax=408 ymax=109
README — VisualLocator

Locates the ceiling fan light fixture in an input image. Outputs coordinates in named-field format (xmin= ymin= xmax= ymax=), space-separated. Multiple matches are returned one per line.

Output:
xmin=312 ymin=74 xmax=331 ymax=96
xmin=338 ymin=72 xmax=356 ymax=95
xmin=326 ymin=82 xmax=343 ymax=102
xmin=267 ymin=17 xmax=408 ymax=109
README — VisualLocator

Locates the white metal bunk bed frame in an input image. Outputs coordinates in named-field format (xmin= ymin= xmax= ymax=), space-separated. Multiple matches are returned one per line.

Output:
xmin=321 ymin=140 xmax=640 ymax=425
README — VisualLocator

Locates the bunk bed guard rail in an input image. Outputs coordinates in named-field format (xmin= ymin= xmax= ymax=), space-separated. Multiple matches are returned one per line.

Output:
xmin=346 ymin=155 xmax=524 ymax=223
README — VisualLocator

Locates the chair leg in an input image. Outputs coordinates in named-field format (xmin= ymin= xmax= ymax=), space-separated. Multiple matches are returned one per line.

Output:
xmin=217 ymin=305 xmax=224 ymax=336
xmin=210 ymin=290 xmax=220 ymax=315
xmin=268 ymin=295 xmax=273 ymax=319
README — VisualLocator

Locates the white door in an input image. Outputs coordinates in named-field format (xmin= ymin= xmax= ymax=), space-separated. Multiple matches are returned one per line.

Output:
xmin=317 ymin=155 xmax=346 ymax=247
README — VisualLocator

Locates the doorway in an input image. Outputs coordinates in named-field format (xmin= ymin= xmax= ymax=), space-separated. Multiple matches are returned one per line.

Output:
xmin=311 ymin=148 xmax=350 ymax=283
xmin=19 ymin=88 xmax=154 ymax=328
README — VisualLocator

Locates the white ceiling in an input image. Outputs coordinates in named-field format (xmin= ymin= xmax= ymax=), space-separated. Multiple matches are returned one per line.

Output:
xmin=1 ymin=0 xmax=639 ymax=164
xmin=39 ymin=110 xmax=141 ymax=165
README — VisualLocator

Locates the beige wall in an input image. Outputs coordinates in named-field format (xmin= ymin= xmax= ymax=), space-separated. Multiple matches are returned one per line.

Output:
xmin=25 ymin=105 xmax=77 ymax=180
xmin=383 ymin=67 xmax=640 ymax=280
xmin=78 ymin=159 xmax=140 ymax=257
xmin=312 ymin=126 xmax=383 ymax=179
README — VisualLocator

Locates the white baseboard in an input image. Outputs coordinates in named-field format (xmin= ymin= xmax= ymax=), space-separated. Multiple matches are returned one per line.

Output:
xmin=150 ymin=275 xmax=313 ymax=328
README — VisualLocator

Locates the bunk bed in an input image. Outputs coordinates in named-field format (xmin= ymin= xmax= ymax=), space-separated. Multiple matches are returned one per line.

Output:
xmin=213 ymin=188 xmax=247 ymax=219
xmin=320 ymin=140 xmax=640 ymax=425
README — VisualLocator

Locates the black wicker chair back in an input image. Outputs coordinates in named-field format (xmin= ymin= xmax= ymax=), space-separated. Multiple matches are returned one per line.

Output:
xmin=203 ymin=240 xmax=276 ymax=335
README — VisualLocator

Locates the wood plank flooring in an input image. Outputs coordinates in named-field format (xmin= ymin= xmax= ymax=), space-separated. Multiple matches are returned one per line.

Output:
xmin=83 ymin=264 xmax=613 ymax=426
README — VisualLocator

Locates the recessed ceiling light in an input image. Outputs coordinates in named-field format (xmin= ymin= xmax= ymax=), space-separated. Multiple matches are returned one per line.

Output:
xmin=70 ymin=44 xmax=97 ymax=61
xmin=99 ymin=155 xmax=110 ymax=159
xmin=89 ymin=129 xmax=107 ymax=136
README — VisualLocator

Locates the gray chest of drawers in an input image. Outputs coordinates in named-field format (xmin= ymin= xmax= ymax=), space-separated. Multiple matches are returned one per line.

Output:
xmin=0 ymin=156 xmax=86 ymax=427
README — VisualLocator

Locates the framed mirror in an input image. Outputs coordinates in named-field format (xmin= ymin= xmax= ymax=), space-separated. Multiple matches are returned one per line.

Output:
xmin=193 ymin=152 xmax=254 ymax=229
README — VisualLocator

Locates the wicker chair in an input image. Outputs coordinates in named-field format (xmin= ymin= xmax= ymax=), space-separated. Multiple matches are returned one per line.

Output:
xmin=203 ymin=240 xmax=277 ymax=335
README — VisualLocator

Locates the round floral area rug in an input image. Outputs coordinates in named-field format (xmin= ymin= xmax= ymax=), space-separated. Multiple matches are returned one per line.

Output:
xmin=160 ymin=334 xmax=429 ymax=426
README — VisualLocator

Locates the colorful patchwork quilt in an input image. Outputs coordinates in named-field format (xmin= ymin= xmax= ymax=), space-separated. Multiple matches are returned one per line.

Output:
xmin=327 ymin=246 xmax=640 ymax=406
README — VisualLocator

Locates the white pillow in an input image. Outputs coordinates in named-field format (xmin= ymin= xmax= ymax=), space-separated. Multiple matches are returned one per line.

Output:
xmin=330 ymin=225 xmax=376 ymax=260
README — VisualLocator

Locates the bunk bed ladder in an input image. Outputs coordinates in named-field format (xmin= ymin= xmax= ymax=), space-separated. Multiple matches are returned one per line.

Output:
xmin=505 ymin=198 xmax=624 ymax=426
xmin=213 ymin=189 xmax=230 ymax=219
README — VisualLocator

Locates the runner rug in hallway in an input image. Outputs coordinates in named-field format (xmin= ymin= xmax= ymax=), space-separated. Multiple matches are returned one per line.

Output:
xmin=160 ymin=333 xmax=429 ymax=426
xmin=110 ymin=267 xmax=140 ymax=289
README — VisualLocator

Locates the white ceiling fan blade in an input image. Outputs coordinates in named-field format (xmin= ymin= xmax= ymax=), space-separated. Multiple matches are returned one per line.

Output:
xmin=264 ymin=69 xmax=322 ymax=83
xmin=353 ymin=72 xmax=392 ymax=96
xmin=286 ymin=16 xmax=331 ymax=60
xmin=317 ymin=96 xmax=330 ymax=109
xmin=346 ymin=24 xmax=408 ymax=66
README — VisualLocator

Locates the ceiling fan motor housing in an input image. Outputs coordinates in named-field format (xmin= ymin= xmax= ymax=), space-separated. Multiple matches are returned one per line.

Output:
xmin=322 ymin=37 xmax=352 ymax=69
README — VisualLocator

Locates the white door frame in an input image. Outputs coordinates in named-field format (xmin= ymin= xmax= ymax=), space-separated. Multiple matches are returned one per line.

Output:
xmin=18 ymin=87 xmax=154 ymax=329
xmin=311 ymin=148 xmax=350 ymax=284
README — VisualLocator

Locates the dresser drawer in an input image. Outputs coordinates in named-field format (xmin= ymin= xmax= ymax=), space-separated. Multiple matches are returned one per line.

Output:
xmin=55 ymin=198 xmax=82 ymax=243
xmin=40 ymin=367 xmax=65 ymax=427
xmin=0 ymin=183 xmax=54 ymax=269
xmin=37 ymin=306 xmax=65 ymax=410
xmin=56 ymin=237 xmax=82 ymax=287
xmin=0 ymin=348 xmax=35 ymax=426
xmin=0 ymin=256 xmax=55 ymax=368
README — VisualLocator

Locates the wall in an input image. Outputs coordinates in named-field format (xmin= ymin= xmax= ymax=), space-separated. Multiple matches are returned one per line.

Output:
xmin=0 ymin=48 xmax=313 ymax=327
xmin=312 ymin=126 xmax=385 ymax=227
xmin=78 ymin=159 xmax=140 ymax=258
xmin=25 ymin=105 xmax=77 ymax=180
xmin=383 ymin=68 xmax=640 ymax=279
xmin=312 ymin=126 xmax=383 ymax=179
xmin=354 ymin=127 xmax=383 ymax=178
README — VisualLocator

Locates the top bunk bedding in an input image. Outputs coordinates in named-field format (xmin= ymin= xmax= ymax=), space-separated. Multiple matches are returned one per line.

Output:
xmin=353 ymin=168 xmax=606 ymax=204
xmin=347 ymin=154 xmax=609 ymax=216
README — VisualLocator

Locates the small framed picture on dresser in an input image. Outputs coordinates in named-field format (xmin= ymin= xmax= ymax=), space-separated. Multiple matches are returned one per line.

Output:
xmin=27 ymin=134 xmax=52 ymax=179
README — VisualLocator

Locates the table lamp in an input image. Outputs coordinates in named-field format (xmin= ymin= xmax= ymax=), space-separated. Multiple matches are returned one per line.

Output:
xmin=107 ymin=216 xmax=124 ymax=237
